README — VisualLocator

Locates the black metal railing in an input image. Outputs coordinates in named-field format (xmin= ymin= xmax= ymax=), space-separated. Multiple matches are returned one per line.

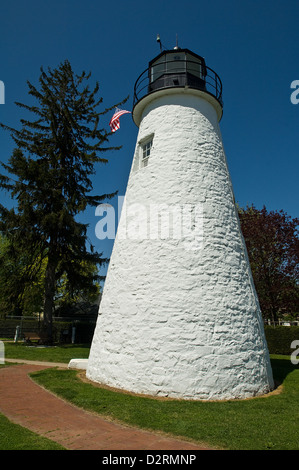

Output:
xmin=133 ymin=59 xmax=223 ymax=109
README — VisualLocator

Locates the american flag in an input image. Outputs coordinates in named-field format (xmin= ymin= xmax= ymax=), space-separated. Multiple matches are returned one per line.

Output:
xmin=109 ymin=108 xmax=131 ymax=132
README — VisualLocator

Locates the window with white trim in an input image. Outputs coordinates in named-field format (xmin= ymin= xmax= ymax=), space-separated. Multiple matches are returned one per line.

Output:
xmin=141 ymin=139 xmax=152 ymax=167
xmin=132 ymin=134 xmax=154 ymax=172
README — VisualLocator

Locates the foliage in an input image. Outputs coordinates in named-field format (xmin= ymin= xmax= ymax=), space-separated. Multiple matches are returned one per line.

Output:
xmin=0 ymin=232 xmax=101 ymax=318
xmin=0 ymin=60 xmax=126 ymax=339
xmin=264 ymin=326 xmax=299 ymax=355
xmin=55 ymin=259 xmax=101 ymax=310
xmin=0 ymin=233 xmax=46 ymax=316
xmin=238 ymin=204 xmax=299 ymax=321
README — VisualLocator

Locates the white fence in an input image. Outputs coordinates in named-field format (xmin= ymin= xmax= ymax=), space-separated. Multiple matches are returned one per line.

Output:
xmin=265 ymin=320 xmax=299 ymax=327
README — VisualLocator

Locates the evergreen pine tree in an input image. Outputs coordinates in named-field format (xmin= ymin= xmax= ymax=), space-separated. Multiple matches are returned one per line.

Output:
xmin=0 ymin=60 xmax=127 ymax=342
xmin=0 ymin=233 xmax=46 ymax=317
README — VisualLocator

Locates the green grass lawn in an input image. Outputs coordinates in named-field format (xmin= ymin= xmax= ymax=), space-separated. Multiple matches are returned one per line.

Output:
xmin=30 ymin=355 xmax=299 ymax=450
xmin=2 ymin=342 xmax=299 ymax=450
xmin=3 ymin=341 xmax=90 ymax=363
xmin=0 ymin=412 xmax=66 ymax=450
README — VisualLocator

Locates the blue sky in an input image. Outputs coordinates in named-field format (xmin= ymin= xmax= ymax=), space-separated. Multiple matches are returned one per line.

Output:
xmin=0 ymin=0 xmax=298 ymax=274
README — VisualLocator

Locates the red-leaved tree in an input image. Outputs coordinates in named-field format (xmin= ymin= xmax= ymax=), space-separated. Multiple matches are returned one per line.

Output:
xmin=238 ymin=205 xmax=299 ymax=322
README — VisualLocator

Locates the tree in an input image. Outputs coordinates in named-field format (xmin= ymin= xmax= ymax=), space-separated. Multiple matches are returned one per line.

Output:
xmin=0 ymin=60 xmax=126 ymax=341
xmin=238 ymin=204 xmax=299 ymax=322
xmin=0 ymin=233 xmax=46 ymax=317
xmin=54 ymin=259 xmax=101 ymax=315
xmin=0 ymin=233 xmax=101 ymax=318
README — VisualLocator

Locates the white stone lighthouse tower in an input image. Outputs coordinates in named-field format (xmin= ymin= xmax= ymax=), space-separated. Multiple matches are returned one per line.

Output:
xmin=87 ymin=46 xmax=274 ymax=400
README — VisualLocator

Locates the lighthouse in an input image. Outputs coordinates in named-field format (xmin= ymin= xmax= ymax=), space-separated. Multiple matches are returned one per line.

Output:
xmin=86 ymin=46 xmax=274 ymax=400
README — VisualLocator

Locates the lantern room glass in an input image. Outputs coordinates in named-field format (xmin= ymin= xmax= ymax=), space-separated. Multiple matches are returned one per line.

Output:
xmin=150 ymin=52 xmax=204 ymax=83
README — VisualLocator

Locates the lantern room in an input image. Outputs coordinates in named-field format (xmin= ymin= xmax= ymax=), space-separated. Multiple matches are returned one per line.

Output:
xmin=133 ymin=47 xmax=223 ymax=124
xmin=148 ymin=48 xmax=207 ymax=93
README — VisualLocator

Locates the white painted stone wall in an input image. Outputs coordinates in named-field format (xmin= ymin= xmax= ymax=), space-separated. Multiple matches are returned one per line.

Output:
xmin=87 ymin=90 xmax=274 ymax=400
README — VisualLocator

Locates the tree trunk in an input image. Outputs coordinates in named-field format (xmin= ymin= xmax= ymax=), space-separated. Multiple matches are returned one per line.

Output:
xmin=43 ymin=256 xmax=57 ymax=344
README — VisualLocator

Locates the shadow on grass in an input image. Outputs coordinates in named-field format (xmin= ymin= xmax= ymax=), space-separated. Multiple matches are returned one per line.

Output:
xmin=270 ymin=356 xmax=298 ymax=384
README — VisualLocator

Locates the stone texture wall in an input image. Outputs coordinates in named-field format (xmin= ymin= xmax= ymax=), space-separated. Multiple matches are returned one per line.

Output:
xmin=87 ymin=91 xmax=274 ymax=400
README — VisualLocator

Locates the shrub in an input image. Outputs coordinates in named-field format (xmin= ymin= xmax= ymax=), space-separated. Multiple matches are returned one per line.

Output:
xmin=264 ymin=326 xmax=299 ymax=355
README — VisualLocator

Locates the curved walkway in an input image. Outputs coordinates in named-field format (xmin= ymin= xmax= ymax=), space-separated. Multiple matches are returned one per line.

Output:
xmin=0 ymin=362 xmax=211 ymax=451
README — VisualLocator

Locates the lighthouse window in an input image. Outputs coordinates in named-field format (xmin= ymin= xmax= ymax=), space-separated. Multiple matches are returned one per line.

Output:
xmin=133 ymin=135 xmax=154 ymax=172
xmin=186 ymin=53 xmax=203 ymax=79
xmin=166 ymin=52 xmax=186 ymax=74
xmin=142 ymin=139 xmax=152 ymax=167
xmin=150 ymin=52 xmax=186 ymax=82
xmin=142 ymin=140 xmax=152 ymax=159
xmin=151 ymin=56 xmax=166 ymax=82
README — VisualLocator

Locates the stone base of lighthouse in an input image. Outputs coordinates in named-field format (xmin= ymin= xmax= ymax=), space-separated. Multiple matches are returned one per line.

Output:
xmin=86 ymin=91 xmax=274 ymax=401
